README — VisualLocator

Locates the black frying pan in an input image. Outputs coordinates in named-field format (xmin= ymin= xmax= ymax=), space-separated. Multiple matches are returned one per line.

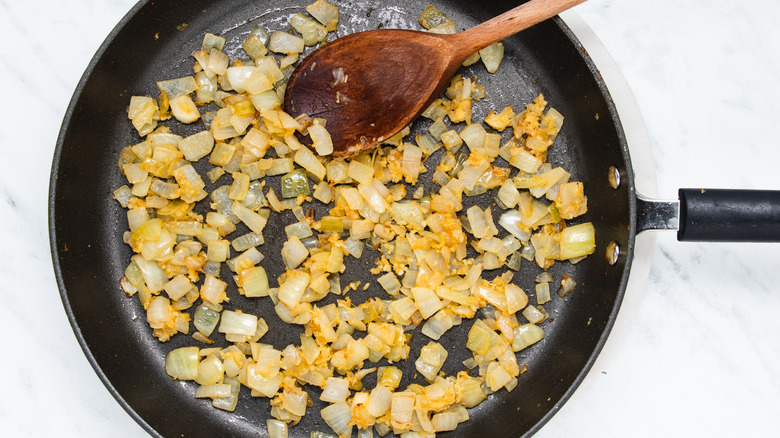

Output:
xmin=48 ymin=0 xmax=780 ymax=437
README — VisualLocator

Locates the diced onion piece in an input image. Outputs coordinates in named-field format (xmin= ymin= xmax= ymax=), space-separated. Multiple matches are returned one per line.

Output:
xmin=132 ymin=254 xmax=168 ymax=293
xmin=245 ymin=364 xmax=283 ymax=397
xmin=390 ymin=391 xmax=415 ymax=431
xmin=512 ymin=323 xmax=544 ymax=351
xmin=294 ymin=146 xmax=326 ymax=180
xmin=558 ymin=273 xmax=577 ymax=298
xmin=240 ymin=266 xmax=269 ymax=297
xmin=164 ymin=275 xmax=194 ymax=301
xmin=485 ymin=361 xmax=512 ymax=392
xmin=509 ymin=148 xmax=543 ymax=173
xmin=479 ymin=42 xmax=504 ymax=73
xmin=377 ymin=272 xmax=401 ymax=296
xmin=306 ymin=0 xmax=339 ymax=32
xmin=418 ymin=4 xmax=452 ymax=29
xmin=536 ymin=281 xmax=551 ymax=304
xmin=432 ymin=412 xmax=460 ymax=432
xmin=290 ymin=13 xmax=328 ymax=46
xmin=459 ymin=123 xmax=486 ymax=150
xmin=250 ymin=89 xmax=282 ymax=111
xmin=521 ymin=305 xmax=545 ymax=324
xmin=268 ymin=31 xmax=305 ymax=54
xmin=165 ymin=346 xmax=199 ymax=380
xmin=267 ymin=419 xmax=289 ymax=438
xmin=306 ymin=123 xmax=333 ymax=157
xmin=343 ymin=238 xmax=364 ymax=258
xmin=195 ymin=383 xmax=232 ymax=399
xmin=169 ymin=94 xmax=200 ymax=123
xmin=358 ymin=183 xmax=388 ymax=213
xmin=529 ymin=167 xmax=570 ymax=198
xmin=466 ymin=319 xmax=494 ymax=356
xmin=467 ymin=206 xmax=494 ymax=239
xmin=157 ymin=76 xmax=198 ymax=99
xmin=282 ymin=236 xmax=309 ymax=269
xmin=421 ymin=310 xmax=455 ymax=340
xmin=281 ymin=386 xmax=308 ymax=417
xmin=411 ymin=287 xmax=443 ymax=319
xmin=195 ymin=354 xmax=225 ymax=385
xmin=230 ymin=201 xmax=267 ymax=234
xmin=559 ymin=222 xmax=596 ymax=260
xmin=278 ymin=270 xmax=310 ymax=308
xmin=179 ymin=131 xmax=215 ymax=162
xmin=414 ymin=341 xmax=448 ymax=382
xmin=497 ymin=180 xmax=521 ymax=209
xmin=320 ymin=402 xmax=353 ymax=437
xmin=321 ymin=377 xmax=350 ymax=403
xmin=367 ymin=384 xmax=392 ymax=417
xmin=389 ymin=200 xmax=424 ymax=226
xmin=347 ymin=160 xmax=374 ymax=185
xmin=458 ymin=374 xmax=486 ymax=408
xmin=504 ymin=284 xmax=528 ymax=314
xmin=200 ymin=274 xmax=227 ymax=304
xmin=401 ymin=144 xmax=423 ymax=183
xmin=219 ymin=310 xmax=258 ymax=336
xmin=194 ymin=303 xmax=221 ymax=336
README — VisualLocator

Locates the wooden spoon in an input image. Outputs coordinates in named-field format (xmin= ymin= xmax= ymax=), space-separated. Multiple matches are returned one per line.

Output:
xmin=283 ymin=0 xmax=587 ymax=157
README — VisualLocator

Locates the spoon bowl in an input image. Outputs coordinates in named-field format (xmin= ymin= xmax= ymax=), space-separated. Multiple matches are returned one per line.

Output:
xmin=284 ymin=0 xmax=587 ymax=156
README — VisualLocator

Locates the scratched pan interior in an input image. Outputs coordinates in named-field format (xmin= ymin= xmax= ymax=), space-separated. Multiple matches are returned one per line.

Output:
xmin=50 ymin=0 xmax=634 ymax=437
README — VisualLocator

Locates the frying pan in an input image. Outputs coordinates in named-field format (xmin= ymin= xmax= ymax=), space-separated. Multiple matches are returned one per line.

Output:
xmin=48 ymin=0 xmax=780 ymax=437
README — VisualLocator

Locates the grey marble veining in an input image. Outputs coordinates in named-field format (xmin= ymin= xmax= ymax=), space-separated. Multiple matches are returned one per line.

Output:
xmin=1 ymin=0 xmax=778 ymax=437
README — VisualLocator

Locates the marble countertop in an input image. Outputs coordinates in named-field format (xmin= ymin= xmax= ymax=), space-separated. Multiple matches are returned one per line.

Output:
xmin=2 ymin=0 xmax=779 ymax=436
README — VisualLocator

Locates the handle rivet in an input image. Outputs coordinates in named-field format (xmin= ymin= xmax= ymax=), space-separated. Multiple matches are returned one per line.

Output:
xmin=608 ymin=166 xmax=620 ymax=189
xmin=606 ymin=241 xmax=620 ymax=265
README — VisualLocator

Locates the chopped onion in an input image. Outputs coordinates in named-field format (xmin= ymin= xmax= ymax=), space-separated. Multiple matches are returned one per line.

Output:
xmin=278 ymin=270 xmax=310 ymax=308
xmin=559 ymin=222 xmax=596 ymax=260
xmin=194 ymin=303 xmax=221 ymax=336
xmin=165 ymin=346 xmax=199 ymax=380
xmin=390 ymin=391 xmax=415 ymax=431
xmin=218 ymin=310 xmax=258 ymax=336
xmin=306 ymin=0 xmax=339 ymax=32
xmin=558 ymin=274 xmax=577 ymax=298
xmin=479 ymin=42 xmax=504 ymax=73
xmin=512 ymin=323 xmax=544 ymax=352
xmin=401 ymin=144 xmax=423 ymax=183
xmin=415 ymin=341 xmax=448 ymax=382
xmin=131 ymin=254 xmax=168 ymax=293
xmin=411 ymin=287 xmax=443 ymax=319
xmin=367 ymin=384 xmax=393 ymax=417
xmin=267 ymin=419 xmax=288 ymax=438
xmin=308 ymin=123 xmax=334 ymax=156
xmin=521 ymin=305 xmax=545 ymax=324
xmin=268 ymin=31 xmax=305 ymax=55
xmin=321 ymin=377 xmax=350 ymax=403
xmin=195 ymin=354 xmax=225 ymax=385
xmin=535 ymin=281 xmax=551 ymax=304
xmin=320 ymin=402 xmax=353 ymax=437
xmin=294 ymin=146 xmax=326 ymax=179
xmin=156 ymin=76 xmax=198 ymax=99
xmin=195 ymin=383 xmax=231 ymax=399
xmin=432 ymin=412 xmax=460 ymax=432
xmin=282 ymin=236 xmax=309 ymax=269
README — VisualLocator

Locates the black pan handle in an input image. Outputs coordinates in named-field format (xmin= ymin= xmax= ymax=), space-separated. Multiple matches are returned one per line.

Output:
xmin=637 ymin=189 xmax=780 ymax=242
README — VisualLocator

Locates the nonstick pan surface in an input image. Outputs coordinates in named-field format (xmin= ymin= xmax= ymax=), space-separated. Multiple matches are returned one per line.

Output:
xmin=49 ymin=0 xmax=635 ymax=436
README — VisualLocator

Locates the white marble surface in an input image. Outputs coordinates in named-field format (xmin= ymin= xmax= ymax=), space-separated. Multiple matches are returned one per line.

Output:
xmin=1 ymin=0 xmax=779 ymax=436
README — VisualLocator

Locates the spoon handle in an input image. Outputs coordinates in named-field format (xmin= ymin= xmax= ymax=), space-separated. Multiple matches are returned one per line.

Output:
xmin=450 ymin=0 xmax=587 ymax=56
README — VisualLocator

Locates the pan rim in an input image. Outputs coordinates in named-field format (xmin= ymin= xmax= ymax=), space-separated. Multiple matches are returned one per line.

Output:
xmin=48 ymin=1 xmax=637 ymax=437
xmin=518 ymin=16 xmax=637 ymax=438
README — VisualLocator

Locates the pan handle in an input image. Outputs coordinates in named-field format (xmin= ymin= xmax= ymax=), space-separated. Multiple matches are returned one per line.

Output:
xmin=638 ymin=189 xmax=780 ymax=242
